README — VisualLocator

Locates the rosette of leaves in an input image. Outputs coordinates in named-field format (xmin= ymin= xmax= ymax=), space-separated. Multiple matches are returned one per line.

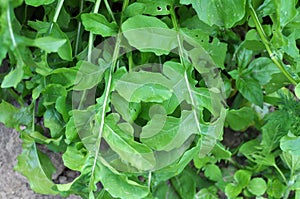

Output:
xmin=65 ymin=10 xmax=226 ymax=198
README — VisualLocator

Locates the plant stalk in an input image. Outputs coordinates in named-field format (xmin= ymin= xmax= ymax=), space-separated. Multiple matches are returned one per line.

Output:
xmin=273 ymin=164 xmax=288 ymax=184
xmin=249 ymin=5 xmax=298 ymax=85
xmin=49 ymin=0 xmax=65 ymax=33
xmin=7 ymin=6 xmax=17 ymax=48
xmin=75 ymin=0 xmax=84 ymax=55
xmin=104 ymin=0 xmax=116 ymax=22
xmin=89 ymin=1 xmax=128 ymax=195
xmin=170 ymin=5 xmax=201 ymax=133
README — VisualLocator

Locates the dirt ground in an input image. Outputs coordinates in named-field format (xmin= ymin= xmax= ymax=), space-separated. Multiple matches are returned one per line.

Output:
xmin=0 ymin=124 xmax=80 ymax=199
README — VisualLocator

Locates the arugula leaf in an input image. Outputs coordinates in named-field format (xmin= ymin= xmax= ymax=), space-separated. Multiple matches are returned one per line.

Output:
xmin=296 ymin=83 xmax=300 ymax=99
xmin=204 ymin=164 xmax=222 ymax=182
xmin=3 ymin=0 xmax=300 ymax=198
xmin=170 ymin=168 xmax=197 ymax=199
xmin=0 ymin=100 xmax=32 ymax=129
xmin=236 ymin=75 xmax=263 ymax=107
xmin=81 ymin=13 xmax=118 ymax=37
xmin=180 ymin=0 xmax=246 ymax=28
xmin=122 ymin=15 xmax=177 ymax=55
xmin=103 ymin=114 xmax=156 ymax=171
xmin=99 ymin=159 xmax=150 ymax=199
xmin=15 ymin=133 xmax=58 ymax=194
xmin=115 ymin=71 xmax=173 ymax=103
xmin=248 ymin=57 xmax=281 ymax=85
xmin=25 ymin=0 xmax=55 ymax=7
xmin=33 ymin=37 xmax=66 ymax=53
xmin=140 ymin=111 xmax=198 ymax=151
xmin=50 ymin=23 xmax=73 ymax=61
xmin=73 ymin=61 xmax=109 ymax=90
xmin=1 ymin=66 xmax=24 ymax=88
xmin=226 ymin=107 xmax=255 ymax=131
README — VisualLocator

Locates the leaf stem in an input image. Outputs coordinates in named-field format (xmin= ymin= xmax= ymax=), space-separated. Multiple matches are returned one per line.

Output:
xmin=75 ymin=0 xmax=84 ymax=55
xmin=170 ymin=5 xmax=201 ymax=133
xmin=273 ymin=164 xmax=288 ymax=184
xmin=249 ymin=5 xmax=298 ymax=85
xmin=7 ymin=4 xmax=24 ymax=65
xmin=7 ymin=6 xmax=17 ymax=48
xmin=53 ymin=0 xmax=64 ymax=23
xmin=32 ymin=100 xmax=36 ymax=132
xmin=87 ymin=0 xmax=102 ymax=62
xmin=104 ymin=0 xmax=116 ymax=22
xmin=49 ymin=0 xmax=65 ymax=33
xmin=8 ymin=88 xmax=24 ymax=106
xmin=148 ymin=171 xmax=152 ymax=188
xmin=81 ymin=0 xmax=103 ymax=110
xmin=89 ymin=1 xmax=128 ymax=195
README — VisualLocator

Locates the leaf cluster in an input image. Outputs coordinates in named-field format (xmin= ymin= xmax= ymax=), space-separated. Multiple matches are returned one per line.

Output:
xmin=1 ymin=0 xmax=300 ymax=198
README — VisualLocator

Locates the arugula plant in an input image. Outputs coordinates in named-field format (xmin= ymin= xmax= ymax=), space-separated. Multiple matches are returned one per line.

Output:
xmin=1 ymin=0 xmax=300 ymax=198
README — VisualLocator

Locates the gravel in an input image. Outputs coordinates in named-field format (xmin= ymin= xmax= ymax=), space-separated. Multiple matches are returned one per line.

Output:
xmin=0 ymin=124 xmax=81 ymax=199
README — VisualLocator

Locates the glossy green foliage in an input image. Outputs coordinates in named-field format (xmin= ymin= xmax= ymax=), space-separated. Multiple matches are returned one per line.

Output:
xmin=1 ymin=0 xmax=300 ymax=199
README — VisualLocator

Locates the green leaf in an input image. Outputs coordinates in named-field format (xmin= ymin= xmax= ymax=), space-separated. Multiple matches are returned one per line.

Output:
xmin=225 ymin=183 xmax=242 ymax=198
xmin=236 ymin=76 xmax=263 ymax=107
xmin=204 ymin=164 xmax=222 ymax=181
xmin=62 ymin=143 xmax=88 ymax=171
xmin=170 ymin=168 xmax=196 ymax=199
xmin=115 ymin=71 xmax=172 ymax=103
xmin=33 ymin=37 xmax=66 ymax=53
xmin=125 ymin=0 xmax=173 ymax=17
xmin=15 ymin=133 xmax=58 ymax=194
xmin=25 ymin=0 xmax=55 ymax=6
xmin=234 ymin=170 xmax=251 ymax=188
xmin=81 ymin=13 xmax=118 ymax=37
xmin=247 ymin=178 xmax=267 ymax=196
xmin=235 ymin=46 xmax=253 ymax=69
xmin=49 ymin=67 xmax=78 ymax=88
xmin=50 ymin=23 xmax=72 ymax=61
xmin=180 ymin=0 xmax=246 ymax=28
xmin=0 ymin=100 xmax=32 ymax=129
xmin=211 ymin=143 xmax=232 ymax=160
xmin=44 ymin=108 xmax=65 ymax=138
xmin=111 ymin=92 xmax=141 ymax=123
xmin=240 ymin=140 xmax=276 ymax=166
xmin=30 ymin=130 xmax=62 ymax=144
xmin=295 ymin=83 xmax=300 ymax=99
xmin=131 ymin=84 xmax=172 ymax=103
xmin=65 ymin=117 xmax=78 ymax=144
xmin=274 ymin=0 xmax=297 ymax=28
xmin=0 ymin=100 xmax=18 ymax=128
xmin=153 ymin=181 xmax=180 ymax=199
xmin=103 ymin=114 xmax=156 ymax=171
xmin=226 ymin=107 xmax=255 ymax=131
xmin=264 ymin=73 xmax=289 ymax=94
xmin=267 ymin=179 xmax=286 ymax=198
xmin=42 ymin=84 xmax=67 ymax=107
xmin=281 ymin=151 xmax=300 ymax=172
xmin=99 ymin=159 xmax=150 ymax=199
xmin=180 ymin=28 xmax=228 ymax=69
xmin=154 ymin=145 xmax=199 ymax=181
xmin=140 ymin=111 xmax=198 ymax=151
xmin=196 ymin=188 xmax=219 ymax=199
xmin=280 ymin=134 xmax=300 ymax=156
xmin=248 ymin=57 xmax=280 ymax=85
xmin=122 ymin=15 xmax=177 ymax=55
xmin=73 ymin=61 xmax=109 ymax=90
xmin=1 ymin=66 xmax=24 ymax=88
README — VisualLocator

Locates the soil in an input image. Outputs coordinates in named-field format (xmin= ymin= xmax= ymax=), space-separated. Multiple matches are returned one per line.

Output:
xmin=0 ymin=124 xmax=81 ymax=199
